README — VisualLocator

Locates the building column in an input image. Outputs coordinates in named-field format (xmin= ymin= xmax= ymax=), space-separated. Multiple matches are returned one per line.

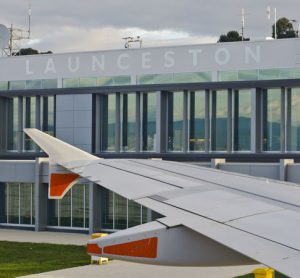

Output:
xmin=35 ymin=157 xmax=49 ymax=231
xmin=286 ymin=88 xmax=292 ymax=151
xmin=89 ymin=183 xmax=102 ymax=234
xmin=17 ymin=96 xmax=23 ymax=152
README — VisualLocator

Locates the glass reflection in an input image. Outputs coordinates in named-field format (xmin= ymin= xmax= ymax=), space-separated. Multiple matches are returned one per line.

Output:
xmin=211 ymin=90 xmax=228 ymax=151
xmin=121 ymin=93 xmax=136 ymax=151
xmin=262 ymin=89 xmax=281 ymax=151
xmin=290 ymin=88 xmax=300 ymax=151
xmin=189 ymin=91 xmax=205 ymax=151
xmin=168 ymin=91 xmax=184 ymax=151
xmin=141 ymin=93 xmax=157 ymax=151
xmin=233 ymin=90 xmax=251 ymax=151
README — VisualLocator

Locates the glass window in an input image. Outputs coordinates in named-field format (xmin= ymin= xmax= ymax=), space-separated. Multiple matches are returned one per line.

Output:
xmin=42 ymin=79 xmax=57 ymax=89
xmin=233 ymin=90 xmax=252 ymax=151
xmin=259 ymin=69 xmax=279 ymax=80
xmin=238 ymin=70 xmax=258 ymax=81
xmin=218 ymin=71 xmax=238 ymax=82
xmin=113 ymin=76 xmax=131 ymax=86
xmin=80 ymin=77 xmax=97 ymax=87
xmin=141 ymin=92 xmax=157 ymax=151
xmin=26 ymin=80 xmax=42 ymax=90
xmin=72 ymin=184 xmax=85 ymax=228
xmin=48 ymin=184 xmax=89 ymax=228
xmin=97 ymin=77 xmax=114 ymax=86
xmin=63 ymin=78 xmax=79 ymax=88
xmin=121 ymin=93 xmax=136 ymax=151
xmin=173 ymin=72 xmax=212 ymax=83
xmin=289 ymin=88 xmax=300 ymax=151
xmin=20 ymin=183 xmax=33 ymax=225
xmin=211 ymin=90 xmax=228 ymax=151
xmin=168 ymin=91 xmax=184 ymax=151
xmin=9 ymin=81 xmax=26 ymax=90
xmin=41 ymin=96 xmax=55 ymax=136
xmin=102 ymin=189 xmax=114 ymax=229
xmin=7 ymin=98 xmax=19 ymax=151
xmin=128 ymin=200 xmax=141 ymax=228
xmin=102 ymin=94 xmax=116 ymax=151
xmin=114 ymin=194 xmax=127 ymax=230
xmin=59 ymin=190 xmax=71 ymax=227
xmin=189 ymin=91 xmax=205 ymax=151
xmin=23 ymin=97 xmax=36 ymax=151
xmin=138 ymin=73 xmax=173 ymax=85
xmin=7 ymin=183 xmax=19 ymax=224
xmin=262 ymin=89 xmax=281 ymax=151
xmin=4 ymin=183 xmax=34 ymax=225
xmin=0 ymin=81 xmax=9 ymax=91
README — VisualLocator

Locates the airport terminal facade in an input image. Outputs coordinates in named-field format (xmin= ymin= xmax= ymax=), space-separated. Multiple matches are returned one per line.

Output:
xmin=1 ymin=39 xmax=300 ymax=233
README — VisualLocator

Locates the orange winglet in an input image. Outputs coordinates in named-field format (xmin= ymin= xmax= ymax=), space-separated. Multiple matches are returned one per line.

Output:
xmin=104 ymin=237 xmax=158 ymax=259
xmin=87 ymin=243 xmax=102 ymax=255
xmin=49 ymin=173 xmax=80 ymax=198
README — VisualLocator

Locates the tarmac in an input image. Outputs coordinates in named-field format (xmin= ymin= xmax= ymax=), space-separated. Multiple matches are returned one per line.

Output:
xmin=0 ymin=228 xmax=262 ymax=278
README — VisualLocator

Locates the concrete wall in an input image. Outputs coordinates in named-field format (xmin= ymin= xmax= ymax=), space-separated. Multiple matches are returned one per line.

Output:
xmin=56 ymin=94 xmax=93 ymax=152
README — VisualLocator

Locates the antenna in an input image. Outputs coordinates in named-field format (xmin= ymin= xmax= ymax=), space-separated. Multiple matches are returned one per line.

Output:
xmin=241 ymin=8 xmax=245 ymax=41
xmin=28 ymin=3 xmax=32 ymax=39
xmin=1 ymin=4 xmax=33 ymax=57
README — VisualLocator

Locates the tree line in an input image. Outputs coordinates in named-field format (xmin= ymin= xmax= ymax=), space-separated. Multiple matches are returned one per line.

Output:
xmin=219 ymin=17 xmax=298 ymax=42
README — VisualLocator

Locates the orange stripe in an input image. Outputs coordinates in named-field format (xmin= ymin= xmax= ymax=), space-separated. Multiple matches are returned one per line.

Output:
xmin=50 ymin=173 xmax=80 ymax=198
xmin=87 ymin=243 xmax=102 ymax=255
xmin=104 ymin=237 xmax=158 ymax=259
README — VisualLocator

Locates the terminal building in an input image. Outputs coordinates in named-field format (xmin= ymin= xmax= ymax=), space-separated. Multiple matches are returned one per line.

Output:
xmin=1 ymin=38 xmax=300 ymax=233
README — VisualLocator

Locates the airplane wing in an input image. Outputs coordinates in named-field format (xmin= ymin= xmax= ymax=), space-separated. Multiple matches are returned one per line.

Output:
xmin=25 ymin=128 xmax=300 ymax=277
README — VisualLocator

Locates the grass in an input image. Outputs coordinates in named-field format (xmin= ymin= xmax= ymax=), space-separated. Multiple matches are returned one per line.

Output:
xmin=0 ymin=241 xmax=90 ymax=278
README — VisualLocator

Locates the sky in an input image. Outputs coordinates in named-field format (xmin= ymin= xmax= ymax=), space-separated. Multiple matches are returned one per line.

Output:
xmin=0 ymin=0 xmax=300 ymax=53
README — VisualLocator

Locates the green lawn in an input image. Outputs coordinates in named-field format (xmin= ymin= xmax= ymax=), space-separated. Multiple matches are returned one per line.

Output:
xmin=0 ymin=241 xmax=90 ymax=278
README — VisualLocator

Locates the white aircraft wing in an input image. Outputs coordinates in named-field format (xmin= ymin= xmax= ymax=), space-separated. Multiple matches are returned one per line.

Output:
xmin=25 ymin=129 xmax=300 ymax=277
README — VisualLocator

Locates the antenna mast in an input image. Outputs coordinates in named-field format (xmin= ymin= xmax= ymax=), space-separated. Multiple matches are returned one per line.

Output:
xmin=2 ymin=3 xmax=32 ymax=57
xmin=241 ymin=8 xmax=245 ymax=41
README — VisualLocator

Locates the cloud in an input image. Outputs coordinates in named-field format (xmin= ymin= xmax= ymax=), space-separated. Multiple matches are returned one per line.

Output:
xmin=1 ymin=0 xmax=300 ymax=53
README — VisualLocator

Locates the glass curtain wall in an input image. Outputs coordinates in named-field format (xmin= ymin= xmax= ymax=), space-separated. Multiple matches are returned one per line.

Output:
xmin=41 ymin=96 xmax=55 ymax=136
xmin=289 ymin=88 xmax=300 ymax=151
xmin=121 ymin=93 xmax=136 ymax=151
xmin=102 ymin=94 xmax=116 ymax=151
xmin=168 ymin=91 xmax=184 ymax=151
xmin=211 ymin=90 xmax=228 ymax=151
xmin=188 ymin=90 xmax=205 ymax=151
xmin=233 ymin=90 xmax=252 ymax=151
xmin=2 ymin=183 xmax=35 ymax=225
xmin=48 ymin=184 xmax=89 ymax=229
xmin=141 ymin=92 xmax=157 ymax=151
xmin=24 ymin=97 xmax=36 ymax=150
xmin=262 ymin=89 xmax=281 ymax=151
xmin=102 ymin=189 xmax=150 ymax=230
xmin=7 ymin=98 xmax=19 ymax=151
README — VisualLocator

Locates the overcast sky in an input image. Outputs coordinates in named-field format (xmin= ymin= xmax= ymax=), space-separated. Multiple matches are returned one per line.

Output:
xmin=0 ymin=0 xmax=300 ymax=53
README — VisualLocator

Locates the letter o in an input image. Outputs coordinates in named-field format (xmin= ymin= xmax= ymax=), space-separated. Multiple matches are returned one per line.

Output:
xmin=215 ymin=48 xmax=230 ymax=65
